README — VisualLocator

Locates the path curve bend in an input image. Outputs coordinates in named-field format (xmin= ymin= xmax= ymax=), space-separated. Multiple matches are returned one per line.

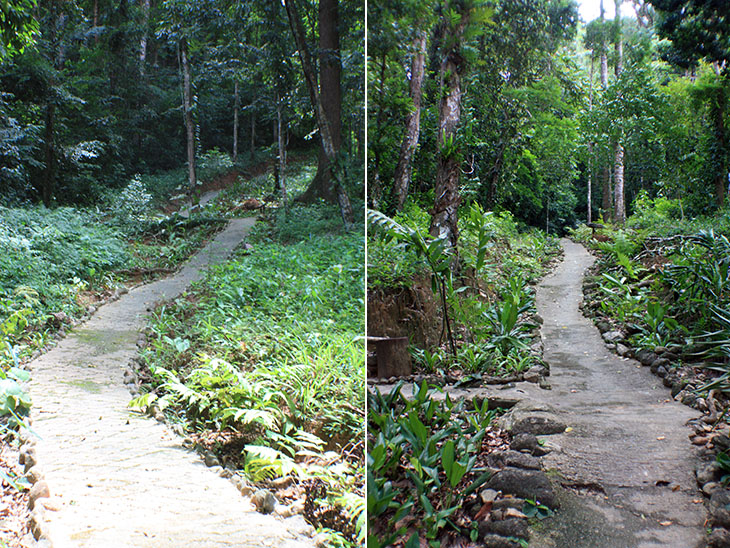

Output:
xmin=29 ymin=218 xmax=315 ymax=548
xmin=530 ymin=238 xmax=706 ymax=548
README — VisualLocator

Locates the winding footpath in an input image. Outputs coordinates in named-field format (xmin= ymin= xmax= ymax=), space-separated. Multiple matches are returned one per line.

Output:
xmin=28 ymin=218 xmax=315 ymax=548
xmin=528 ymin=238 xmax=706 ymax=547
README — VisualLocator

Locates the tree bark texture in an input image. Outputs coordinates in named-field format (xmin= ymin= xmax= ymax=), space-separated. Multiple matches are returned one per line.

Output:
xmin=369 ymin=53 xmax=387 ymax=209
xmin=602 ymin=165 xmax=612 ymax=217
xmin=430 ymin=12 xmax=469 ymax=252
xmin=284 ymin=0 xmax=353 ymax=227
xmin=393 ymin=30 xmax=427 ymax=212
xmin=300 ymin=0 xmax=342 ymax=203
xmin=180 ymin=38 xmax=196 ymax=197
xmin=614 ymin=142 xmax=626 ymax=223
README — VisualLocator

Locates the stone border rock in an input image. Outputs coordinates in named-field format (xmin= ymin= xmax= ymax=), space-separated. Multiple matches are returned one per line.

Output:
xmin=125 ymin=333 xmax=315 ymax=526
xmin=580 ymin=260 xmax=728 ymax=548
xmin=16 ymin=425 xmax=53 ymax=547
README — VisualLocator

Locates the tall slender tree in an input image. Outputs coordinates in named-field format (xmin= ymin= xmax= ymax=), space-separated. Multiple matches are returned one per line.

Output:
xmin=393 ymin=28 xmax=428 ymax=211
xmin=613 ymin=0 xmax=626 ymax=223
xmin=599 ymin=0 xmax=612 ymax=218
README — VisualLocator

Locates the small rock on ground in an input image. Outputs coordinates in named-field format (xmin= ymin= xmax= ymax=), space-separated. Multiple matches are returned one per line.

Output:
xmin=252 ymin=489 xmax=277 ymax=514
xmin=486 ymin=468 xmax=556 ymax=508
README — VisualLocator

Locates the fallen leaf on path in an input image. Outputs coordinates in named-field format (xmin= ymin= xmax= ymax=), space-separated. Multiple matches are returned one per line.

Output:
xmin=474 ymin=501 xmax=493 ymax=521
xmin=672 ymin=485 xmax=681 ymax=492
xmin=504 ymin=508 xmax=528 ymax=519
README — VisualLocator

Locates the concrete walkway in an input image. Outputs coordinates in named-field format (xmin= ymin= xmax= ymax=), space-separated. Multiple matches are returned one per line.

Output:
xmin=29 ymin=218 xmax=315 ymax=548
xmin=529 ymin=238 xmax=706 ymax=548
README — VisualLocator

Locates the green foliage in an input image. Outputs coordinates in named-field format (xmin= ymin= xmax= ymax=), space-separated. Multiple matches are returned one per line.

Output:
xmin=523 ymin=497 xmax=554 ymax=520
xmin=0 ymin=205 xmax=128 ymax=355
xmin=367 ymin=382 xmax=496 ymax=546
xmin=197 ymin=148 xmax=234 ymax=182
xmin=135 ymin=203 xmax=364 ymax=544
xmin=138 ymin=206 xmax=364 ymax=441
xmin=113 ymin=175 xmax=154 ymax=229
xmin=0 ymin=1 xmax=38 ymax=59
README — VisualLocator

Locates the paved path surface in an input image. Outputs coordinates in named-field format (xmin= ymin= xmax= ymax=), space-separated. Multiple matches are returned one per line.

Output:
xmin=528 ymin=238 xmax=706 ymax=548
xmin=29 ymin=218 xmax=315 ymax=548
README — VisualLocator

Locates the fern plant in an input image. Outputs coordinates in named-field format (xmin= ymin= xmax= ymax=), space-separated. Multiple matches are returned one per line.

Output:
xmin=367 ymin=209 xmax=457 ymax=354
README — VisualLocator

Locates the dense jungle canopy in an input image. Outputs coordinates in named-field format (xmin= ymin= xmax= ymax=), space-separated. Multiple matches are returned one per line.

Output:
xmin=368 ymin=0 xmax=730 ymax=236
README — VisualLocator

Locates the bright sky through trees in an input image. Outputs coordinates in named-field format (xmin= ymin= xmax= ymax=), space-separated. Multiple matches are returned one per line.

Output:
xmin=578 ymin=0 xmax=625 ymax=22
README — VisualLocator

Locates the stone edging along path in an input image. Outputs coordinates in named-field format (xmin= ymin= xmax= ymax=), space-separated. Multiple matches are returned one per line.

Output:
xmin=372 ymin=238 xmax=708 ymax=548
xmin=23 ymin=218 xmax=316 ymax=548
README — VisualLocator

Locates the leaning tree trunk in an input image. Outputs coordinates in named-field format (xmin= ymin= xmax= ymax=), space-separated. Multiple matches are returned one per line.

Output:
xmin=393 ymin=30 xmax=427 ymax=212
xmin=430 ymin=12 xmax=469 ymax=253
xmin=284 ymin=0 xmax=353 ymax=228
xmin=613 ymin=0 xmax=626 ymax=223
xmin=180 ymin=38 xmax=196 ymax=200
xmin=298 ymin=0 xmax=342 ymax=203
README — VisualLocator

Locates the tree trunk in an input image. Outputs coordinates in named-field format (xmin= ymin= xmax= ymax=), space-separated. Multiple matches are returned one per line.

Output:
xmin=41 ymin=0 xmax=59 ymax=207
xmin=602 ymin=165 xmax=612 ymax=217
xmin=430 ymin=11 xmax=469 ymax=253
xmin=284 ymin=0 xmax=353 ymax=228
xmin=233 ymin=81 xmax=239 ymax=163
xmin=369 ymin=52 xmax=388 ymax=210
xmin=298 ymin=0 xmax=342 ymax=203
xmin=250 ymin=96 xmax=255 ymax=161
xmin=93 ymin=0 xmax=99 ymax=44
xmin=393 ymin=30 xmax=427 ymax=212
xmin=613 ymin=0 xmax=626 ymax=223
xmin=180 ymin=38 xmax=196 ymax=199
xmin=139 ymin=0 xmax=150 ymax=76
xmin=614 ymin=0 xmax=623 ymax=79
xmin=587 ymin=55 xmax=594 ymax=224
xmin=276 ymin=92 xmax=288 ymax=206
xmin=614 ymin=143 xmax=626 ymax=223
xmin=599 ymin=0 xmax=611 ymax=218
